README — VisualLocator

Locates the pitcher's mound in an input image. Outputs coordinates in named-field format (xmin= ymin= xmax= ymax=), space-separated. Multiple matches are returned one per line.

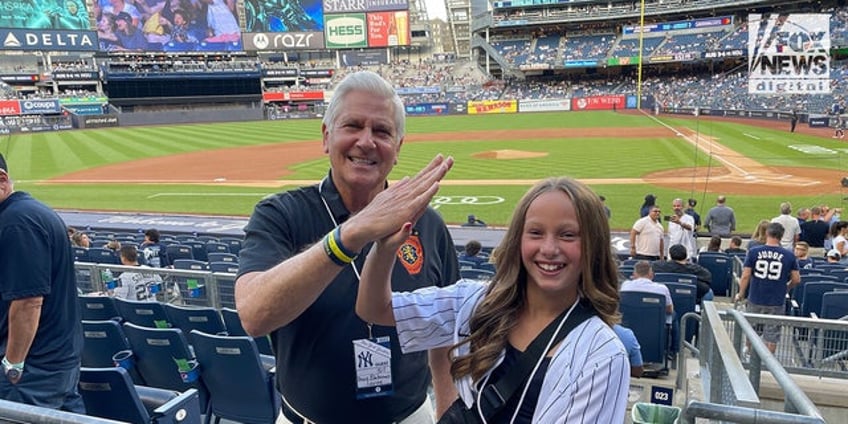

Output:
xmin=473 ymin=150 xmax=548 ymax=160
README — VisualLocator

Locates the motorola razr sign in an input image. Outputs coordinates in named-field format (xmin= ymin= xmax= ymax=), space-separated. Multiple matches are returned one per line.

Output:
xmin=747 ymin=13 xmax=830 ymax=94
xmin=2 ymin=29 xmax=99 ymax=52
xmin=242 ymin=32 xmax=325 ymax=50
xmin=324 ymin=14 xmax=367 ymax=48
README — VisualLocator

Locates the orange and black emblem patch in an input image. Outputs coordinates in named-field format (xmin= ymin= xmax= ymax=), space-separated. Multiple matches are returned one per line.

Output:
xmin=397 ymin=234 xmax=424 ymax=275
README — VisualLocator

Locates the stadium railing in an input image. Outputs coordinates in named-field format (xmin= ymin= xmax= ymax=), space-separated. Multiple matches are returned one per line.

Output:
xmin=0 ymin=398 xmax=126 ymax=424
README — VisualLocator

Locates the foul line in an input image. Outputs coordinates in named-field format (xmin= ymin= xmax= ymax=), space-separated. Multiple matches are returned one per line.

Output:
xmin=743 ymin=133 xmax=761 ymax=140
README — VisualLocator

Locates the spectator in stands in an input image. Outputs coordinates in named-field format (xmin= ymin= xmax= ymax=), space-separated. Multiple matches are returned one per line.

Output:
xmin=461 ymin=214 xmax=486 ymax=227
xmin=140 ymin=228 xmax=166 ymax=268
xmin=725 ymin=236 xmax=746 ymax=254
xmin=794 ymin=242 xmax=813 ymax=269
xmin=356 ymin=176 xmax=630 ymax=422
xmin=104 ymin=239 xmax=121 ymax=252
xmin=458 ymin=240 xmax=486 ymax=267
xmin=704 ymin=195 xmax=736 ymax=237
xmin=67 ymin=226 xmax=77 ymax=241
xmin=684 ymin=198 xmax=701 ymax=233
xmin=613 ymin=324 xmax=643 ymax=378
xmin=113 ymin=12 xmax=149 ymax=51
xmin=668 ymin=198 xmax=696 ymax=260
xmin=630 ymin=206 xmax=664 ymax=261
xmin=599 ymin=195 xmax=611 ymax=219
xmin=735 ymin=223 xmax=800 ymax=353
xmin=71 ymin=231 xmax=91 ymax=248
xmin=652 ymin=244 xmax=713 ymax=304
xmin=622 ymin=261 xmax=674 ymax=324
xmin=0 ymin=153 xmax=85 ymax=413
xmin=830 ymin=221 xmax=848 ymax=262
xmin=748 ymin=219 xmax=770 ymax=249
xmin=113 ymin=245 xmax=162 ymax=301
xmin=826 ymin=248 xmax=842 ymax=264
xmin=235 ymin=71 xmax=458 ymax=423
xmin=639 ymin=193 xmax=657 ymax=218
xmin=771 ymin=202 xmax=801 ymax=249
xmin=800 ymin=206 xmax=831 ymax=250
xmin=701 ymin=235 xmax=722 ymax=253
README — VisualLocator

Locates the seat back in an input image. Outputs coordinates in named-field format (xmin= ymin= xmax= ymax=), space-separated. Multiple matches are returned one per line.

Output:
xmin=620 ymin=291 xmax=667 ymax=364
xmin=821 ymin=291 xmax=848 ymax=319
xmin=122 ymin=323 xmax=209 ymax=410
xmin=172 ymin=259 xmax=208 ymax=271
xmin=79 ymin=295 xmax=121 ymax=321
xmin=81 ymin=320 xmax=146 ymax=385
xmin=205 ymin=242 xmax=230 ymax=255
xmin=78 ymin=367 xmax=152 ymax=424
xmin=189 ymin=330 xmax=280 ymax=423
xmin=696 ymin=252 xmax=732 ymax=296
xmin=164 ymin=304 xmax=226 ymax=336
xmin=207 ymin=252 xmax=238 ymax=264
xmin=219 ymin=237 xmax=243 ymax=255
xmin=183 ymin=241 xmax=208 ymax=262
xmin=166 ymin=244 xmax=194 ymax=263
xmin=221 ymin=308 xmax=274 ymax=356
xmin=114 ymin=297 xmax=171 ymax=328
xmin=652 ymin=272 xmax=697 ymax=285
xmin=664 ymin=282 xmax=697 ymax=351
xmin=209 ymin=261 xmax=239 ymax=273
xmin=88 ymin=247 xmax=121 ymax=265
xmin=73 ymin=247 xmax=90 ymax=262
xmin=802 ymin=282 xmax=848 ymax=318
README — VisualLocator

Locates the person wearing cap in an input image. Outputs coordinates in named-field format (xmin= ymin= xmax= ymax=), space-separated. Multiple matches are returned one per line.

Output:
xmin=684 ymin=198 xmax=701 ymax=233
xmin=0 ymin=154 xmax=85 ymax=412
xmin=735 ymin=222 xmax=800 ymax=353
xmin=826 ymin=249 xmax=843 ymax=264
xmin=113 ymin=11 xmax=148 ymax=51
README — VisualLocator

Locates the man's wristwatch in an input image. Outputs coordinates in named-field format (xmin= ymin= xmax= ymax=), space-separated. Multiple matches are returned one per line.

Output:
xmin=2 ymin=357 xmax=24 ymax=381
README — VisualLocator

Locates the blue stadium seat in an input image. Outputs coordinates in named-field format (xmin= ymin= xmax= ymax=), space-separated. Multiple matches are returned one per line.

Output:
xmin=664 ymin=282 xmax=697 ymax=353
xmin=114 ymin=297 xmax=171 ymax=329
xmin=696 ymin=252 xmax=732 ymax=296
xmin=620 ymin=291 xmax=668 ymax=370
xmin=205 ymin=242 xmax=230 ymax=256
xmin=189 ymin=330 xmax=280 ymax=424
xmin=209 ymin=261 xmax=239 ymax=273
xmin=207 ymin=252 xmax=238 ymax=264
xmin=164 ymin=303 xmax=226 ymax=336
xmin=79 ymin=367 xmax=201 ymax=424
xmin=79 ymin=295 xmax=121 ymax=321
xmin=81 ymin=319 xmax=145 ymax=385
xmin=88 ymin=247 xmax=121 ymax=265
xmin=219 ymin=237 xmax=243 ymax=255
xmin=166 ymin=244 xmax=194 ymax=263
xmin=221 ymin=308 xmax=274 ymax=356
xmin=652 ymin=272 xmax=698 ymax=285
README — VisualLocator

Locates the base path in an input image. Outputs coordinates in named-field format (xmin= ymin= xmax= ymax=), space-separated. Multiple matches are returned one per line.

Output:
xmin=49 ymin=119 xmax=847 ymax=195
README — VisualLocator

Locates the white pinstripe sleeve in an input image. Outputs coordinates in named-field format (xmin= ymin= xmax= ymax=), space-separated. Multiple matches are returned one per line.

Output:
xmin=391 ymin=281 xmax=488 ymax=354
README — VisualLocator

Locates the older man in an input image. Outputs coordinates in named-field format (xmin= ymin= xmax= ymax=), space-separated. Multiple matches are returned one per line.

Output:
xmin=704 ymin=195 xmax=736 ymax=237
xmin=236 ymin=71 xmax=458 ymax=424
xmin=0 ymin=154 xmax=84 ymax=412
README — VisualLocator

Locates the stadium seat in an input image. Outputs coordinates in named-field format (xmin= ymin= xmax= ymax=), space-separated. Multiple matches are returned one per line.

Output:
xmin=73 ymin=246 xmax=89 ymax=262
xmin=166 ymin=244 xmax=194 ymax=263
xmin=184 ymin=241 xmax=208 ymax=262
xmin=205 ymin=242 xmax=230 ymax=256
xmin=620 ymin=291 xmax=668 ymax=373
xmin=219 ymin=237 xmax=243 ymax=255
xmin=664 ymin=282 xmax=697 ymax=353
xmin=207 ymin=252 xmax=238 ymax=264
xmin=172 ymin=259 xmax=208 ymax=271
xmin=221 ymin=308 xmax=274 ymax=356
xmin=79 ymin=295 xmax=121 ymax=321
xmin=652 ymin=272 xmax=698 ymax=286
xmin=696 ymin=252 xmax=732 ymax=296
xmin=209 ymin=261 xmax=239 ymax=273
xmin=189 ymin=330 xmax=280 ymax=424
xmin=81 ymin=319 xmax=145 ymax=385
xmin=114 ymin=297 xmax=171 ymax=329
xmin=164 ymin=304 xmax=226 ymax=336
xmin=88 ymin=247 xmax=121 ymax=265
xmin=801 ymin=282 xmax=848 ymax=319
xmin=122 ymin=323 xmax=210 ymax=414
xmin=79 ymin=367 xmax=201 ymax=424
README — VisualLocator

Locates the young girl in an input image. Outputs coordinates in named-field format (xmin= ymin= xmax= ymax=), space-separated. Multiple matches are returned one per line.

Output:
xmin=357 ymin=177 xmax=629 ymax=423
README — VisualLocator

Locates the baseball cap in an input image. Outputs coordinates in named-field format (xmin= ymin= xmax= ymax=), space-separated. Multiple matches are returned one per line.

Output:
xmin=827 ymin=249 xmax=841 ymax=260
xmin=0 ymin=153 xmax=7 ymax=173
xmin=115 ymin=12 xmax=132 ymax=23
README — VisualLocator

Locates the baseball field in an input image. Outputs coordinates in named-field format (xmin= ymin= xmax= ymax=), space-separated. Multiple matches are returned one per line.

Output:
xmin=5 ymin=110 xmax=848 ymax=232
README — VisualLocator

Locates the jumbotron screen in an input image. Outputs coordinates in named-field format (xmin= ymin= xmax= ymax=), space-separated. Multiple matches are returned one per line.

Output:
xmin=0 ymin=0 xmax=91 ymax=30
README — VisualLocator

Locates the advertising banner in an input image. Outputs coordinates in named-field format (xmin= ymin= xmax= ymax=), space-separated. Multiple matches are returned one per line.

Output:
xmin=467 ymin=100 xmax=517 ymax=115
xmin=0 ymin=100 xmax=22 ymax=116
xmin=243 ymin=0 xmax=323 ymax=33
xmin=405 ymin=103 xmax=449 ymax=116
xmin=607 ymin=56 xmax=640 ymax=66
xmin=263 ymin=68 xmax=299 ymax=77
xmin=367 ymin=11 xmax=409 ymax=47
xmin=571 ymin=95 xmax=626 ymax=111
xmin=82 ymin=114 xmax=119 ymax=128
xmin=51 ymin=71 xmax=98 ymax=80
xmin=63 ymin=104 xmax=104 ymax=115
xmin=809 ymin=116 xmax=830 ymax=127
xmin=1 ymin=29 xmax=98 ymax=51
xmin=325 ymin=14 xmax=367 ymax=48
xmin=648 ymin=53 xmax=697 ymax=63
xmin=748 ymin=13 xmax=830 ymax=94
xmin=703 ymin=49 xmax=744 ymax=59
xmin=564 ymin=60 xmax=597 ymax=68
xmin=396 ymin=86 xmax=441 ymax=95
xmin=325 ymin=0 xmax=409 ymax=13
xmin=0 ymin=74 xmax=40 ymax=82
xmin=623 ymin=16 xmax=732 ymax=35
xmin=263 ymin=91 xmax=324 ymax=102
xmin=59 ymin=96 xmax=108 ymax=105
xmin=518 ymin=99 xmax=570 ymax=113
xmin=20 ymin=99 xmax=61 ymax=114
xmin=243 ymin=32 xmax=325 ymax=51
xmin=341 ymin=49 xmax=388 ymax=66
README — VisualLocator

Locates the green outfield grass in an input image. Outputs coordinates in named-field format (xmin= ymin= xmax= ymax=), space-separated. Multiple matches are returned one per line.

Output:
xmin=5 ymin=111 xmax=848 ymax=231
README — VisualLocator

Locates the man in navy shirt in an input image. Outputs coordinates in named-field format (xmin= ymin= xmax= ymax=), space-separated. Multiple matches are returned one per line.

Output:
xmin=735 ymin=222 xmax=800 ymax=353
xmin=0 ymin=153 xmax=84 ymax=412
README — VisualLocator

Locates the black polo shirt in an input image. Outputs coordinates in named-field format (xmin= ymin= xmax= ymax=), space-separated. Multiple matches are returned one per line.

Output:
xmin=0 ymin=192 xmax=83 ymax=370
xmin=238 ymin=173 xmax=459 ymax=423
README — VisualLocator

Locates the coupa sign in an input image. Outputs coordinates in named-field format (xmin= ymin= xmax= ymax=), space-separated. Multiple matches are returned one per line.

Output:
xmin=20 ymin=99 xmax=61 ymax=114
xmin=324 ymin=14 xmax=367 ymax=48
